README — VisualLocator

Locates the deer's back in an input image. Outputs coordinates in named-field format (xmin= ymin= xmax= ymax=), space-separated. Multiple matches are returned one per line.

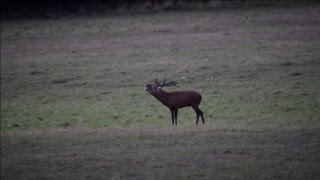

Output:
xmin=168 ymin=91 xmax=202 ymax=108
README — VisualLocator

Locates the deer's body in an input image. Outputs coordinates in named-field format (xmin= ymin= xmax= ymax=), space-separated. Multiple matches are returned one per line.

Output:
xmin=145 ymin=79 xmax=205 ymax=125
xmin=153 ymin=90 xmax=201 ymax=109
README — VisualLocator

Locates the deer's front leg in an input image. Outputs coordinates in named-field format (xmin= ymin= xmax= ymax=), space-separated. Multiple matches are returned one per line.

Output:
xmin=170 ymin=109 xmax=175 ymax=125
xmin=174 ymin=109 xmax=178 ymax=125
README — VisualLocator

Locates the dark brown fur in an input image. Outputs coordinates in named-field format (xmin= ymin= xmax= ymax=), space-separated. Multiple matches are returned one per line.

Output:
xmin=145 ymin=79 xmax=205 ymax=125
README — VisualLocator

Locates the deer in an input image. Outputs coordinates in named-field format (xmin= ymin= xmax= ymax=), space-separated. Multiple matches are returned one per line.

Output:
xmin=145 ymin=78 xmax=205 ymax=125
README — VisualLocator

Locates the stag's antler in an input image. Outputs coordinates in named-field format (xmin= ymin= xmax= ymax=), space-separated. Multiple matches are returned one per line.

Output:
xmin=162 ymin=78 xmax=177 ymax=87
xmin=153 ymin=78 xmax=177 ymax=87
xmin=153 ymin=78 xmax=160 ymax=86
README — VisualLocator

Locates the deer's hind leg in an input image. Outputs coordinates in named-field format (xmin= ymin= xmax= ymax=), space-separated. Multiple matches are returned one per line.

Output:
xmin=199 ymin=108 xmax=205 ymax=124
xmin=192 ymin=106 xmax=200 ymax=124
xmin=192 ymin=105 xmax=205 ymax=125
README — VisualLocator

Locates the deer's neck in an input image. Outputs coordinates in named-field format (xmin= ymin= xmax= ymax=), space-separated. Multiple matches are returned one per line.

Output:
xmin=152 ymin=89 xmax=170 ymax=107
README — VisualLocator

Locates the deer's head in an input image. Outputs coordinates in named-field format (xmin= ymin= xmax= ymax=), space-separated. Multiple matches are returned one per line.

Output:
xmin=145 ymin=78 xmax=177 ymax=94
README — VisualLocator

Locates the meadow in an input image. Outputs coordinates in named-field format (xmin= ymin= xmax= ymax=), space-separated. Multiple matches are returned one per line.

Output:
xmin=1 ymin=4 xmax=320 ymax=179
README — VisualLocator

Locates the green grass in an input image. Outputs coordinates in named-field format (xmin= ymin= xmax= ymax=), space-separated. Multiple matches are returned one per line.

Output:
xmin=1 ymin=4 xmax=320 ymax=179
xmin=2 ymin=126 xmax=319 ymax=179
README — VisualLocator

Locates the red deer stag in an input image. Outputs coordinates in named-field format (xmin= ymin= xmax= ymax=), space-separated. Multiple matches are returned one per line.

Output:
xmin=145 ymin=79 xmax=205 ymax=125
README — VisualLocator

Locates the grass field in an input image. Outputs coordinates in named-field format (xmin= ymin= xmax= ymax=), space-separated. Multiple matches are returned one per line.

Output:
xmin=1 ymin=4 xmax=320 ymax=179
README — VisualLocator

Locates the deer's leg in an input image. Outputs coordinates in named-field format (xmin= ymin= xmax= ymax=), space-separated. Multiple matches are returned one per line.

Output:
xmin=174 ymin=109 xmax=178 ymax=125
xmin=196 ymin=113 xmax=200 ymax=125
xmin=198 ymin=108 xmax=205 ymax=124
xmin=170 ymin=109 xmax=175 ymax=125
xmin=192 ymin=106 xmax=200 ymax=125
xmin=192 ymin=106 xmax=205 ymax=125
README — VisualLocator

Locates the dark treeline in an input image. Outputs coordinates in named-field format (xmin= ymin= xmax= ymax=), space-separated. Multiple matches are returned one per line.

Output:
xmin=1 ymin=0 xmax=314 ymax=20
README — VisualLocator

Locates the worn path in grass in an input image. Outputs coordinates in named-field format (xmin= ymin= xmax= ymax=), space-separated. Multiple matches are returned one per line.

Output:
xmin=1 ymin=4 xmax=320 ymax=179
